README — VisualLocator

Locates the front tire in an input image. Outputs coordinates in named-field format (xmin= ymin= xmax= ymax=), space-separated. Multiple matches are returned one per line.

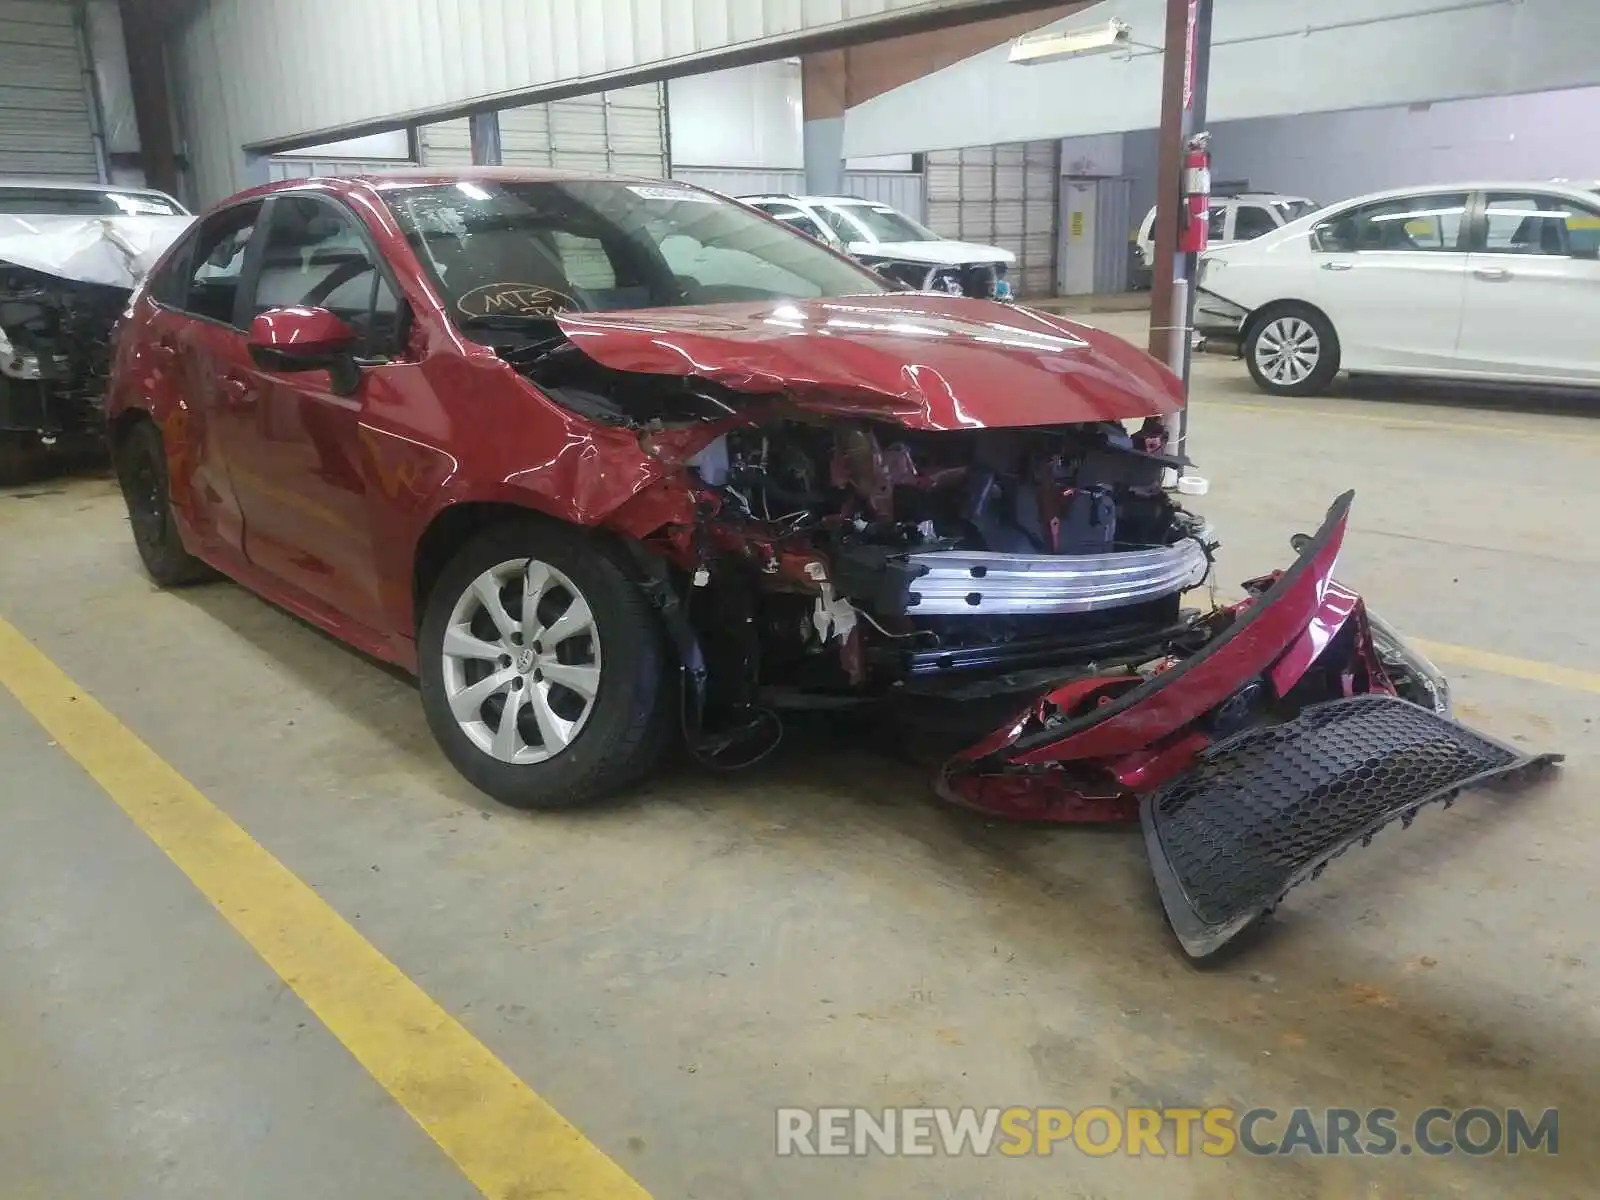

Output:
xmin=1245 ymin=304 xmax=1340 ymax=397
xmin=417 ymin=518 xmax=673 ymax=810
xmin=114 ymin=419 xmax=214 ymax=586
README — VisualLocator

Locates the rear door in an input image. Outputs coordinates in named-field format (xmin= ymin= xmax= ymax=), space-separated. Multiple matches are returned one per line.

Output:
xmin=141 ymin=199 xmax=264 ymax=557
xmin=1300 ymin=191 xmax=1472 ymax=372
xmin=1456 ymin=189 xmax=1600 ymax=383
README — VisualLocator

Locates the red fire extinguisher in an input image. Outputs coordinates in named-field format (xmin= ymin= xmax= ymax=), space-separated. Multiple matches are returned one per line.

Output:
xmin=1177 ymin=132 xmax=1212 ymax=255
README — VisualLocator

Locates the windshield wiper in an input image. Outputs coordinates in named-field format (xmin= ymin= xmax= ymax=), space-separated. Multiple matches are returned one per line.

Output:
xmin=458 ymin=312 xmax=564 ymax=330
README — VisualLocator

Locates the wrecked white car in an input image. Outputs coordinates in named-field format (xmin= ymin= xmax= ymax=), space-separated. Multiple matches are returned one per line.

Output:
xmin=0 ymin=181 xmax=192 ymax=484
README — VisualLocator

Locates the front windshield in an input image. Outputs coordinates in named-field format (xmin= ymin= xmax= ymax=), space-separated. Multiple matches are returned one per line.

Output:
xmin=381 ymin=179 xmax=886 ymax=326
xmin=1274 ymin=199 xmax=1318 ymax=222
xmin=0 ymin=187 xmax=186 ymax=216
xmin=833 ymin=202 xmax=938 ymax=243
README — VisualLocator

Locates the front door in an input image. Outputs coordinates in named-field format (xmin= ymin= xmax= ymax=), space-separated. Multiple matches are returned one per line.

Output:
xmin=223 ymin=192 xmax=406 ymax=632
xmin=1456 ymin=190 xmax=1600 ymax=384
xmin=1301 ymin=191 xmax=1472 ymax=373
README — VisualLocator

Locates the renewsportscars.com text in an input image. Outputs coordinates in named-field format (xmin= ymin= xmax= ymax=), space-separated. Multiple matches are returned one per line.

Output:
xmin=775 ymin=1105 xmax=1558 ymax=1158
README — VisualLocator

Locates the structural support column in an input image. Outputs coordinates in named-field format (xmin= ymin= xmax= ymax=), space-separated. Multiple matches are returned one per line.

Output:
xmin=801 ymin=50 xmax=847 ymax=195
xmin=1148 ymin=0 xmax=1214 ymax=455
xmin=118 ymin=0 xmax=180 ymax=196
xmin=468 ymin=111 xmax=502 ymax=166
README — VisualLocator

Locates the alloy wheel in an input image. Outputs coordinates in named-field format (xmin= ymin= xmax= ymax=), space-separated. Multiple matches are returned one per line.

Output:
xmin=440 ymin=558 xmax=603 ymax=765
xmin=1254 ymin=316 xmax=1322 ymax=387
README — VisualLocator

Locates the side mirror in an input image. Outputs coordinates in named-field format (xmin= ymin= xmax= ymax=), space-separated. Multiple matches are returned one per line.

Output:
xmin=248 ymin=306 xmax=361 ymax=394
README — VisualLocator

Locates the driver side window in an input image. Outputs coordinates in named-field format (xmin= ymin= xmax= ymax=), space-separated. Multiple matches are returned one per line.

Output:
xmin=248 ymin=194 xmax=400 ymax=355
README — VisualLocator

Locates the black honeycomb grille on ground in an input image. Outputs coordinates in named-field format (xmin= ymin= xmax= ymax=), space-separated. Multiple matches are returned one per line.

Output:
xmin=1140 ymin=695 xmax=1558 ymax=959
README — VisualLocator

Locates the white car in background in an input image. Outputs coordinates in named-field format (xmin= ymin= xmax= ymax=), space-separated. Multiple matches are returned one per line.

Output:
xmin=1195 ymin=181 xmax=1600 ymax=396
xmin=1131 ymin=192 xmax=1317 ymax=289
xmin=741 ymin=193 xmax=1017 ymax=300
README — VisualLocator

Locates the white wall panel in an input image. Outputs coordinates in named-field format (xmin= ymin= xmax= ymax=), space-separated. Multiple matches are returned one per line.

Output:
xmin=842 ymin=171 xmax=925 ymax=220
xmin=843 ymin=0 xmax=1600 ymax=156
xmin=667 ymin=62 xmax=804 ymax=169
xmin=671 ymin=166 xmax=806 ymax=197
xmin=170 ymin=0 xmax=941 ymax=202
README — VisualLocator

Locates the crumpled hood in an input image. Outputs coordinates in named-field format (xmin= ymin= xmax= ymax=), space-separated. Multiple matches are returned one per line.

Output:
xmin=0 ymin=215 xmax=194 ymax=289
xmin=555 ymin=294 xmax=1182 ymax=430
xmin=850 ymin=239 xmax=1017 ymax=266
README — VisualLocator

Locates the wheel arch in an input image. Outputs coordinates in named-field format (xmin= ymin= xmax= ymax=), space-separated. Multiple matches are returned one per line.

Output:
xmin=108 ymin=404 xmax=155 ymax=451
xmin=409 ymin=500 xmax=653 ymax=634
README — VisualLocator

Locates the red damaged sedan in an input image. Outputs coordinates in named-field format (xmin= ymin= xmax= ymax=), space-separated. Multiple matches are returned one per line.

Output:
xmin=106 ymin=171 xmax=1556 ymax=958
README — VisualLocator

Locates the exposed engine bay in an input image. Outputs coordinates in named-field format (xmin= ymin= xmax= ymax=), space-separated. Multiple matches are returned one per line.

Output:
xmin=0 ymin=263 xmax=126 ymax=466
xmin=0 ymin=215 xmax=191 ymax=483
xmin=485 ymin=300 xmax=1563 ymax=959
xmin=676 ymin=415 xmax=1214 ymax=716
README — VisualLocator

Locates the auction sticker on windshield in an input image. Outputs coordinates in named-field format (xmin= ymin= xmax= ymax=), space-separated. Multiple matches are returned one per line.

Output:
xmin=627 ymin=184 xmax=718 ymax=203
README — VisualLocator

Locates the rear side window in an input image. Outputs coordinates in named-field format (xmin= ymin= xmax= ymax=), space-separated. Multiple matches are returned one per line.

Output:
xmin=149 ymin=201 xmax=262 ymax=326
xmin=1233 ymin=205 xmax=1277 ymax=240
xmin=1481 ymin=192 xmax=1600 ymax=259
xmin=1312 ymin=193 xmax=1470 ymax=253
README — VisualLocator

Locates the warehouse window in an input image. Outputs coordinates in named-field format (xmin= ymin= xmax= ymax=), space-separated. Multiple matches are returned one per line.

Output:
xmin=1312 ymin=193 xmax=1469 ymax=253
xmin=1481 ymin=193 xmax=1600 ymax=259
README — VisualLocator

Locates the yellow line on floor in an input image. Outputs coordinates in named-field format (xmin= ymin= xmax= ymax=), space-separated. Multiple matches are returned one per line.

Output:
xmin=1412 ymin=637 xmax=1600 ymax=697
xmin=1204 ymin=398 xmax=1600 ymax=444
xmin=0 ymin=615 xmax=650 ymax=1200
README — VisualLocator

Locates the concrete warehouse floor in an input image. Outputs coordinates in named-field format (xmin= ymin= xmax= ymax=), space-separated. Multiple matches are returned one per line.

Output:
xmin=1 ymin=329 xmax=1598 ymax=1199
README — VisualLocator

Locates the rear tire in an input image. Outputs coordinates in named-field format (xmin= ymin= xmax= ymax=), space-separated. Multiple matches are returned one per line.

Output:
xmin=114 ymin=419 xmax=214 ymax=586
xmin=417 ymin=518 xmax=674 ymax=810
xmin=1245 ymin=304 xmax=1340 ymax=397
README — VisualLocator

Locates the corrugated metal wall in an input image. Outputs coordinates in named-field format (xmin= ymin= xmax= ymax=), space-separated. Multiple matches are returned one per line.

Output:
xmin=168 ymin=0 xmax=943 ymax=204
xmin=841 ymin=172 xmax=924 ymax=219
xmin=0 ymin=0 xmax=99 ymax=179
xmin=671 ymin=167 xmax=804 ymax=198
xmin=925 ymin=141 xmax=1057 ymax=297
xmin=1093 ymin=176 xmax=1132 ymax=294
xmin=671 ymin=168 xmax=926 ymax=220
xmin=418 ymin=84 xmax=667 ymax=177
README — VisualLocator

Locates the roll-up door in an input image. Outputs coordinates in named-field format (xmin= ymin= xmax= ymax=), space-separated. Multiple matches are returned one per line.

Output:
xmin=0 ymin=0 xmax=98 ymax=179
xmin=419 ymin=84 xmax=666 ymax=178
xmin=925 ymin=140 xmax=1059 ymax=298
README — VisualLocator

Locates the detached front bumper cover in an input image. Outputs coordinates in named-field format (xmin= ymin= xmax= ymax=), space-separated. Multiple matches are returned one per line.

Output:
xmin=1142 ymin=694 xmax=1562 ymax=959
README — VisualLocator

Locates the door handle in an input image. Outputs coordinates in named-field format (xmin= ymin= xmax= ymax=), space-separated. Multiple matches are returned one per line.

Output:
xmin=1320 ymin=261 xmax=1354 ymax=272
xmin=1473 ymin=267 xmax=1513 ymax=282
xmin=221 ymin=373 xmax=251 ymax=403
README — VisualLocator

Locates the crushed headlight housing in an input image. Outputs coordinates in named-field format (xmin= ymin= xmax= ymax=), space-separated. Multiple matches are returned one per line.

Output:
xmin=1367 ymin=609 xmax=1451 ymax=716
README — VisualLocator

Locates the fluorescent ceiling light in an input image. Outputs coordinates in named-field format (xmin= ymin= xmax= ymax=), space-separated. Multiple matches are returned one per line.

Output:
xmin=1009 ymin=18 xmax=1133 ymax=65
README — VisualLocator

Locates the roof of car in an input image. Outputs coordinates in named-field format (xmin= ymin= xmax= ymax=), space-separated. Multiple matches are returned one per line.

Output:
xmin=1320 ymin=180 xmax=1600 ymax=206
xmin=224 ymin=167 xmax=706 ymax=207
